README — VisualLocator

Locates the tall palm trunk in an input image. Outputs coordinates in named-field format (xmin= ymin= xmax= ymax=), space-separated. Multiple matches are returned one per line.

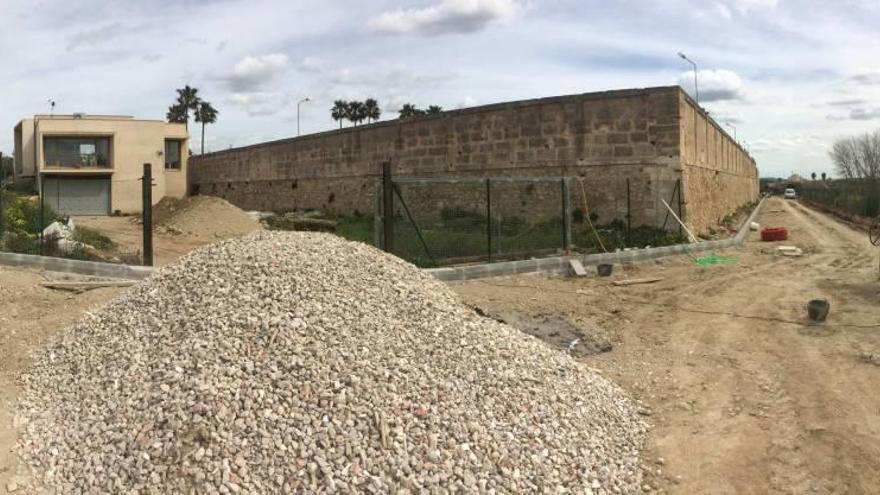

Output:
xmin=201 ymin=121 xmax=206 ymax=154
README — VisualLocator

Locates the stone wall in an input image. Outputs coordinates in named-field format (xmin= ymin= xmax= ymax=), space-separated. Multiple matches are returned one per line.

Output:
xmin=189 ymin=86 xmax=758 ymax=233
xmin=678 ymin=94 xmax=759 ymax=231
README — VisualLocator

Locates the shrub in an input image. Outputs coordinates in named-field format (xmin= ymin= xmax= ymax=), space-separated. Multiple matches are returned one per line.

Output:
xmin=72 ymin=226 xmax=115 ymax=250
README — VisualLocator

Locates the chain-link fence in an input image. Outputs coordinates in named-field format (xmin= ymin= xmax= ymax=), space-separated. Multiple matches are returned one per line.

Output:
xmin=374 ymin=166 xmax=687 ymax=267
xmin=799 ymin=179 xmax=880 ymax=219
xmin=377 ymin=177 xmax=572 ymax=267
xmin=1 ymin=165 xmax=156 ymax=266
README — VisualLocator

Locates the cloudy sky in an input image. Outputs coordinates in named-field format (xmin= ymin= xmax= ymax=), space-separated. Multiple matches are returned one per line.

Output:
xmin=2 ymin=0 xmax=879 ymax=178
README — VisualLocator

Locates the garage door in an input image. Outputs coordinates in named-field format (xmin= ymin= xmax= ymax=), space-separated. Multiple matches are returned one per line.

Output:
xmin=43 ymin=176 xmax=111 ymax=216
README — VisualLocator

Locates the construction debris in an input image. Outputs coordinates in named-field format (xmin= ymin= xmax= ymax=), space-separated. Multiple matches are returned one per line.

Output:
xmin=41 ymin=280 xmax=137 ymax=292
xmin=612 ymin=277 xmax=664 ymax=287
xmin=19 ymin=232 xmax=647 ymax=493
xmin=568 ymin=258 xmax=588 ymax=277
xmin=778 ymin=245 xmax=804 ymax=257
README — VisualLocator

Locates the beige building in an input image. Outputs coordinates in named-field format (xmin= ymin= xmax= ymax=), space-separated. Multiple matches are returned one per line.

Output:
xmin=13 ymin=114 xmax=189 ymax=215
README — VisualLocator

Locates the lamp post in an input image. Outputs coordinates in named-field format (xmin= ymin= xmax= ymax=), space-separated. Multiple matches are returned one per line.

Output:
xmin=725 ymin=121 xmax=737 ymax=142
xmin=677 ymin=52 xmax=699 ymax=104
xmin=297 ymin=97 xmax=310 ymax=136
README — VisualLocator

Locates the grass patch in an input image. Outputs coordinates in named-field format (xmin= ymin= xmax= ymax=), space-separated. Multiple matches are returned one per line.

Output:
xmin=71 ymin=226 xmax=115 ymax=250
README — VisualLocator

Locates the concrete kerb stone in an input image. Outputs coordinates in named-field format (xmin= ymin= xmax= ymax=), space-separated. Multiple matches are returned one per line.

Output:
xmin=0 ymin=252 xmax=154 ymax=280
xmin=426 ymin=197 xmax=766 ymax=281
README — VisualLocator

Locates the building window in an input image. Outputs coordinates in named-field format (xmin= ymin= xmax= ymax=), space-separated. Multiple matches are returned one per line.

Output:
xmin=43 ymin=136 xmax=111 ymax=168
xmin=165 ymin=140 xmax=183 ymax=170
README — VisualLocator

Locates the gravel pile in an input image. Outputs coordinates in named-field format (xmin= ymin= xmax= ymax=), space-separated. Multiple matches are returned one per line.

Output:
xmin=19 ymin=232 xmax=647 ymax=493
xmin=152 ymin=195 xmax=261 ymax=238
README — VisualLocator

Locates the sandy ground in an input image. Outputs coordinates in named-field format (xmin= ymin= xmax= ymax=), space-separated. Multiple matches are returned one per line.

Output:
xmin=453 ymin=196 xmax=880 ymax=494
xmin=2 ymin=197 xmax=878 ymax=493
xmin=0 ymin=268 xmax=121 ymax=493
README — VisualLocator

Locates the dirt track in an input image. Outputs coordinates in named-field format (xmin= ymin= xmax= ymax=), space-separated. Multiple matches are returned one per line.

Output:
xmin=2 ymin=197 xmax=878 ymax=493
xmin=454 ymin=197 xmax=880 ymax=494
xmin=0 ymin=269 xmax=120 ymax=493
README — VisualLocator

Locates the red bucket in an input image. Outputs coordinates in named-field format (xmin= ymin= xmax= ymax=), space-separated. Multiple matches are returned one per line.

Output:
xmin=760 ymin=227 xmax=789 ymax=242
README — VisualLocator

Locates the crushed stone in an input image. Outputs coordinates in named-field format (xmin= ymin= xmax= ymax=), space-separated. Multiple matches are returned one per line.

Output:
xmin=19 ymin=231 xmax=647 ymax=493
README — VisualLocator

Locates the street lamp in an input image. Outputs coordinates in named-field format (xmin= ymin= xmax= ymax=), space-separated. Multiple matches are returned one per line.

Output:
xmin=297 ymin=97 xmax=311 ymax=136
xmin=677 ymin=52 xmax=699 ymax=104
xmin=725 ymin=121 xmax=737 ymax=142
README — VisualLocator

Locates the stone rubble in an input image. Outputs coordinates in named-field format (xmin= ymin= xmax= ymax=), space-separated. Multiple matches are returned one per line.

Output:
xmin=18 ymin=231 xmax=647 ymax=493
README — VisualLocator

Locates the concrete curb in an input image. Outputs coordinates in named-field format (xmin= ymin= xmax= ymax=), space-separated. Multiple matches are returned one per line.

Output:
xmin=427 ymin=197 xmax=765 ymax=282
xmin=0 ymin=252 xmax=154 ymax=280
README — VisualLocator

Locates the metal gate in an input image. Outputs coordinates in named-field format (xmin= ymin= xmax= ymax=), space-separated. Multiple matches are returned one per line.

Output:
xmin=43 ymin=176 xmax=111 ymax=216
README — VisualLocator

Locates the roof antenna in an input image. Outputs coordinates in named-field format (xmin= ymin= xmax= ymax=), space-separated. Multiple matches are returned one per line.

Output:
xmin=48 ymin=99 xmax=56 ymax=116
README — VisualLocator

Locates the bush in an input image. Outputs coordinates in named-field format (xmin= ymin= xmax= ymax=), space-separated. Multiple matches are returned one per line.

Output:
xmin=1 ymin=191 xmax=62 ymax=253
xmin=72 ymin=226 xmax=115 ymax=250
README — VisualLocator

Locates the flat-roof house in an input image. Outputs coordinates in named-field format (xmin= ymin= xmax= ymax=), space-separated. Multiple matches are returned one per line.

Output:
xmin=13 ymin=114 xmax=189 ymax=215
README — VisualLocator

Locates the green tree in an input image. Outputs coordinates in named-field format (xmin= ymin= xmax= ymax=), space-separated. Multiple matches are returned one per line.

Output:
xmin=194 ymin=101 xmax=219 ymax=155
xmin=425 ymin=105 xmax=443 ymax=115
xmin=167 ymin=85 xmax=201 ymax=130
xmin=364 ymin=98 xmax=381 ymax=123
xmin=331 ymin=100 xmax=348 ymax=128
xmin=347 ymin=101 xmax=367 ymax=126
xmin=398 ymin=103 xmax=420 ymax=118
xmin=1 ymin=153 xmax=13 ymax=182
xmin=821 ymin=172 xmax=827 ymax=181
xmin=166 ymin=104 xmax=188 ymax=124
xmin=811 ymin=172 xmax=817 ymax=181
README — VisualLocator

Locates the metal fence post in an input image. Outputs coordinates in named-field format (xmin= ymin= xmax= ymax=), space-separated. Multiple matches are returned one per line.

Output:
xmin=676 ymin=178 xmax=684 ymax=236
xmin=373 ymin=180 xmax=383 ymax=249
xmin=39 ymin=177 xmax=45 ymax=255
xmin=561 ymin=178 xmax=571 ymax=252
xmin=142 ymin=163 xmax=153 ymax=266
xmin=626 ymin=178 xmax=632 ymax=233
xmin=486 ymin=178 xmax=492 ymax=263
xmin=382 ymin=162 xmax=394 ymax=253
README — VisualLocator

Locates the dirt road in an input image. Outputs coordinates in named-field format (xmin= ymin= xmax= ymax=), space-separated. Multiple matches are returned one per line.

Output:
xmin=0 ymin=268 xmax=121 ymax=493
xmin=454 ymin=197 xmax=880 ymax=494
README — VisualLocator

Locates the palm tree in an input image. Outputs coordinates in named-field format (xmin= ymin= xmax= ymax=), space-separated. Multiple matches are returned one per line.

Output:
xmin=170 ymin=85 xmax=201 ymax=130
xmin=364 ymin=98 xmax=381 ymax=123
xmin=331 ymin=100 xmax=348 ymax=129
xmin=166 ymin=104 xmax=188 ymax=124
xmin=194 ymin=101 xmax=219 ymax=154
xmin=347 ymin=101 xmax=367 ymax=126
xmin=821 ymin=172 xmax=827 ymax=181
xmin=811 ymin=172 xmax=817 ymax=181
xmin=426 ymin=105 xmax=443 ymax=115
xmin=398 ymin=103 xmax=419 ymax=119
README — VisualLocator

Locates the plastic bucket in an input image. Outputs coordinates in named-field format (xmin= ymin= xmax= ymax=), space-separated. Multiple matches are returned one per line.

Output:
xmin=807 ymin=299 xmax=830 ymax=322
xmin=597 ymin=264 xmax=614 ymax=277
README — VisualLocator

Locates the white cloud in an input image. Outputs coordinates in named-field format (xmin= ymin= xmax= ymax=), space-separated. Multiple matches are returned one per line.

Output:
xmin=727 ymin=0 xmax=778 ymax=14
xmin=850 ymin=69 xmax=880 ymax=85
xmin=678 ymin=69 xmax=746 ymax=102
xmin=226 ymin=91 xmax=288 ymax=117
xmin=457 ymin=96 xmax=479 ymax=108
xmin=67 ymin=22 xmax=126 ymax=51
xmin=849 ymin=107 xmax=880 ymax=120
xmin=298 ymin=56 xmax=326 ymax=73
xmin=368 ymin=0 xmax=520 ymax=36
xmin=225 ymin=54 xmax=289 ymax=92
